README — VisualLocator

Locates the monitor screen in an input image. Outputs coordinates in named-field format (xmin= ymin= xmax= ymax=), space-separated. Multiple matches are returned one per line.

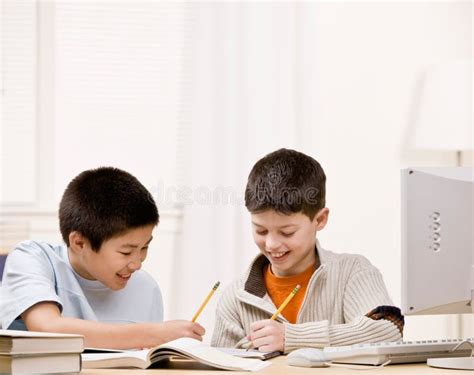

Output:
xmin=401 ymin=167 xmax=473 ymax=315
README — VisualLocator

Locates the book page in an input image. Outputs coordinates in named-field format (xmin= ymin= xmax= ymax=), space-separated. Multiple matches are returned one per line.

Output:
xmin=0 ymin=329 xmax=82 ymax=339
xmin=157 ymin=338 xmax=270 ymax=371
xmin=0 ymin=329 xmax=84 ymax=355
xmin=82 ymin=350 xmax=150 ymax=369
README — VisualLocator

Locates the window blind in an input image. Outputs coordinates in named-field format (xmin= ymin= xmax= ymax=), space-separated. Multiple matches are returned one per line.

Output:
xmin=1 ymin=0 xmax=37 ymax=205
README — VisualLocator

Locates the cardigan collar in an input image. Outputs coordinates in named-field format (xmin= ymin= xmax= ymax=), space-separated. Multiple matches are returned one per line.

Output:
xmin=243 ymin=239 xmax=329 ymax=298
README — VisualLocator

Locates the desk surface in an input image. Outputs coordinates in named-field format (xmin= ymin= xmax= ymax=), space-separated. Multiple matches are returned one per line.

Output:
xmin=81 ymin=356 xmax=467 ymax=374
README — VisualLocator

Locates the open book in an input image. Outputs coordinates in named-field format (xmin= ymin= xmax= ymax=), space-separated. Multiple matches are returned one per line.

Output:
xmin=82 ymin=337 xmax=272 ymax=371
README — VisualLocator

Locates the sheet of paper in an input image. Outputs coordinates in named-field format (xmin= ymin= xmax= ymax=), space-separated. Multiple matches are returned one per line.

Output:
xmin=82 ymin=349 xmax=148 ymax=362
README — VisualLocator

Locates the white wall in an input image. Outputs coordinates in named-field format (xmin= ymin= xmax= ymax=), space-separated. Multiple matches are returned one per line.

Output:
xmin=298 ymin=1 xmax=472 ymax=339
xmin=1 ymin=1 xmax=472 ymax=340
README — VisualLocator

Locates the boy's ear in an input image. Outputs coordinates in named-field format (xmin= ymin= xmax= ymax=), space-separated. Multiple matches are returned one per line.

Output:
xmin=68 ymin=231 xmax=89 ymax=254
xmin=313 ymin=208 xmax=329 ymax=231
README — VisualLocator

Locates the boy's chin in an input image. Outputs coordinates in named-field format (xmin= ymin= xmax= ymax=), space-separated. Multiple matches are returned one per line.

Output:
xmin=99 ymin=277 xmax=126 ymax=291
xmin=108 ymin=283 xmax=126 ymax=291
xmin=266 ymin=250 xmax=291 ymax=265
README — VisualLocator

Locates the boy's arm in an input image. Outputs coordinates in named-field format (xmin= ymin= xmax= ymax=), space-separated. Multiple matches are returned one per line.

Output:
xmin=283 ymin=313 xmax=402 ymax=352
xmin=285 ymin=266 xmax=403 ymax=352
xmin=251 ymin=267 xmax=403 ymax=353
xmin=22 ymin=302 xmax=205 ymax=349
xmin=211 ymin=284 xmax=247 ymax=348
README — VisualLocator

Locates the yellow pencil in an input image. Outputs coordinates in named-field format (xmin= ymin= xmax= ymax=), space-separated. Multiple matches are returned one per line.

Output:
xmin=246 ymin=284 xmax=301 ymax=350
xmin=270 ymin=284 xmax=301 ymax=320
xmin=191 ymin=281 xmax=220 ymax=322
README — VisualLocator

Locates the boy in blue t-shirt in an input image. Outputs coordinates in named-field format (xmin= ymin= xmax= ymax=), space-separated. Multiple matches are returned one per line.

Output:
xmin=0 ymin=167 xmax=204 ymax=349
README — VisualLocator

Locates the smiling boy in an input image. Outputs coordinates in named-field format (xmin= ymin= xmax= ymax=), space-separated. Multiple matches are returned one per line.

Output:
xmin=211 ymin=149 xmax=403 ymax=353
xmin=0 ymin=167 xmax=204 ymax=348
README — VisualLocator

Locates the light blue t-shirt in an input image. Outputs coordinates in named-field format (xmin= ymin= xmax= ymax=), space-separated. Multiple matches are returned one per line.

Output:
xmin=0 ymin=240 xmax=163 ymax=330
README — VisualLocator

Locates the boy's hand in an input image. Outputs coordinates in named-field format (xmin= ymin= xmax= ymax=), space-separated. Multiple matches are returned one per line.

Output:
xmin=247 ymin=319 xmax=284 ymax=352
xmin=153 ymin=320 xmax=205 ymax=344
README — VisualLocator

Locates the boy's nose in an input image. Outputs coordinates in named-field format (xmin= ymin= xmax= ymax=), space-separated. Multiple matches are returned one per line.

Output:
xmin=265 ymin=235 xmax=281 ymax=250
xmin=128 ymin=258 xmax=142 ymax=271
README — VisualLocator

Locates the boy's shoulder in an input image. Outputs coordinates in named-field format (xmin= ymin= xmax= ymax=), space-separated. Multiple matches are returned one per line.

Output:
xmin=7 ymin=240 xmax=65 ymax=262
xmin=11 ymin=239 xmax=61 ymax=252
xmin=319 ymin=246 xmax=372 ymax=264
xmin=216 ymin=277 xmax=246 ymax=306
xmin=4 ymin=240 xmax=69 ymax=284
xmin=318 ymin=246 xmax=380 ymax=275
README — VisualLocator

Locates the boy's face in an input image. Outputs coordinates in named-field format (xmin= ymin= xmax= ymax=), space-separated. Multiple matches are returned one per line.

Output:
xmin=251 ymin=209 xmax=328 ymax=277
xmin=68 ymin=224 xmax=154 ymax=291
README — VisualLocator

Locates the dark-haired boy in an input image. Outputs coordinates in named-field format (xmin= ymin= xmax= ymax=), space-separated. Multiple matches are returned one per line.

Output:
xmin=211 ymin=149 xmax=403 ymax=353
xmin=0 ymin=167 xmax=204 ymax=348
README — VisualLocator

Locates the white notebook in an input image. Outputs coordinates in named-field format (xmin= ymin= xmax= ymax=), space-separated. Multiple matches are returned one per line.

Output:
xmin=83 ymin=337 xmax=271 ymax=371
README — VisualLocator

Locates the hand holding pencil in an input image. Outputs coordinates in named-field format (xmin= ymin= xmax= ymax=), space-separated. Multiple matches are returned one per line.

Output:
xmin=245 ymin=284 xmax=301 ymax=352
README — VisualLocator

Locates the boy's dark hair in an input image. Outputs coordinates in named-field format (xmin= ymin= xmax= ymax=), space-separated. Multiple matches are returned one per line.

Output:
xmin=245 ymin=149 xmax=326 ymax=219
xmin=59 ymin=167 xmax=159 ymax=251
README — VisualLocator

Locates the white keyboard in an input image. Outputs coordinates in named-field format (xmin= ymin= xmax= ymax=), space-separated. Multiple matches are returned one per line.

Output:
xmin=323 ymin=338 xmax=473 ymax=365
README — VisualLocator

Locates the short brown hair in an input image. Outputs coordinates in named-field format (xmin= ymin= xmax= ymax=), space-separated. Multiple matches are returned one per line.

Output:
xmin=245 ymin=149 xmax=326 ymax=219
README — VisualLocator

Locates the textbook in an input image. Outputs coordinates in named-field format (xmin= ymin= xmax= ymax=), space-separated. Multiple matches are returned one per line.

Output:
xmin=0 ymin=353 xmax=82 ymax=374
xmin=0 ymin=329 xmax=84 ymax=354
xmin=82 ymin=337 xmax=271 ymax=371
xmin=85 ymin=346 xmax=280 ymax=360
xmin=0 ymin=330 xmax=84 ymax=374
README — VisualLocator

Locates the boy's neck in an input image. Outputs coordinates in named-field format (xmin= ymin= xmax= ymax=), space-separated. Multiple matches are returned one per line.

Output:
xmin=67 ymin=247 xmax=95 ymax=280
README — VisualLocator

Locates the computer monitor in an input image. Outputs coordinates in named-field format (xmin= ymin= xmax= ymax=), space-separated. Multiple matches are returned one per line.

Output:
xmin=401 ymin=167 xmax=473 ymax=370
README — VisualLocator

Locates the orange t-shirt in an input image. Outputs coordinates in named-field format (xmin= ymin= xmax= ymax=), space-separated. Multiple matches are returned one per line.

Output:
xmin=263 ymin=263 xmax=315 ymax=324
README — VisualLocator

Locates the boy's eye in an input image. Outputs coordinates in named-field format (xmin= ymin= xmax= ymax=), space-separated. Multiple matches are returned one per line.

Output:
xmin=119 ymin=252 xmax=131 ymax=256
xmin=281 ymin=232 xmax=295 ymax=237
xmin=256 ymin=230 xmax=268 ymax=236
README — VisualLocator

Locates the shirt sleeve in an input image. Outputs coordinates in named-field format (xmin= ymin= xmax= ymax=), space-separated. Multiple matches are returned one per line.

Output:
xmin=211 ymin=283 xmax=247 ymax=348
xmin=284 ymin=261 xmax=403 ymax=352
xmin=0 ymin=241 xmax=63 ymax=329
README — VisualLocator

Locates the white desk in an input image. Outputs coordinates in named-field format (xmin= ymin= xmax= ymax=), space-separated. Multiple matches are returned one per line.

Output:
xmin=81 ymin=356 xmax=468 ymax=374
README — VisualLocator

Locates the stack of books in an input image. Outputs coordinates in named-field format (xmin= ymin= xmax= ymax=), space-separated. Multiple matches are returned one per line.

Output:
xmin=0 ymin=329 xmax=84 ymax=374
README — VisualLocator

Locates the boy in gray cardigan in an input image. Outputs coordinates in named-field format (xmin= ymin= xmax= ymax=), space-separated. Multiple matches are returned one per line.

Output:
xmin=211 ymin=149 xmax=403 ymax=353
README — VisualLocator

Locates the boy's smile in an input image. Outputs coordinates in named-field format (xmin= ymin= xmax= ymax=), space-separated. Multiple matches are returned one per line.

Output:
xmin=68 ymin=225 xmax=155 ymax=290
xmin=251 ymin=209 xmax=328 ymax=277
